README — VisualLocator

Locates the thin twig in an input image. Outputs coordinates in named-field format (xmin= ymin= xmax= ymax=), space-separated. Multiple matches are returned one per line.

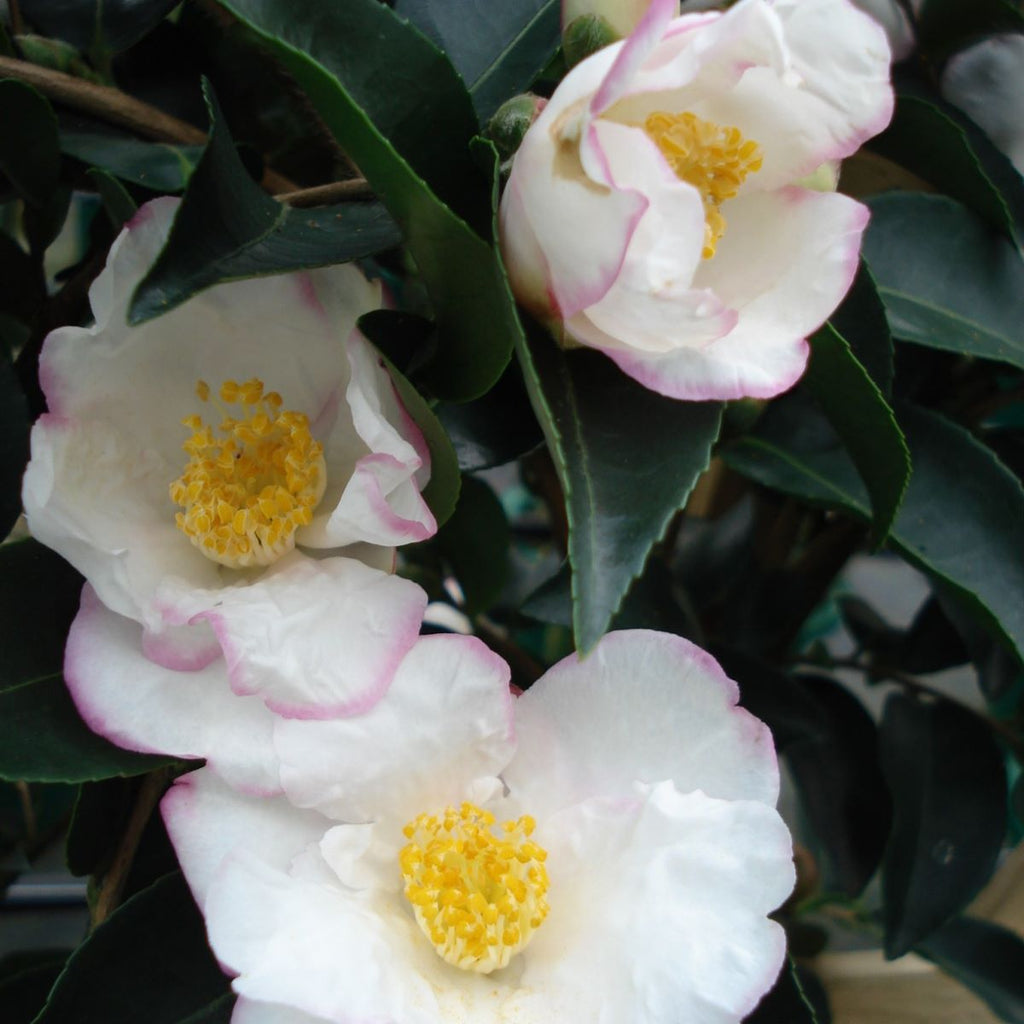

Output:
xmin=276 ymin=178 xmax=374 ymax=206
xmin=16 ymin=781 xmax=37 ymax=848
xmin=8 ymin=0 xmax=24 ymax=36
xmin=91 ymin=768 xmax=171 ymax=929
xmin=0 ymin=55 xmax=298 ymax=194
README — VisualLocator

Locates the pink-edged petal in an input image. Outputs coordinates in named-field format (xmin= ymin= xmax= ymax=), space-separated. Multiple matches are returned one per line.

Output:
xmin=65 ymin=588 xmax=280 ymax=794
xmin=300 ymin=330 xmax=435 ymax=550
xmin=588 ymin=0 xmax=679 ymax=116
xmin=156 ymin=554 xmax=427 ymax=719
xmin=513 ymin=783 xmax=794 ymax=1023
xmin=693 ymin=0 xmax=893 ymax=186
xmin=162 ymin=767 xmax=329 ymax=908
xmin=504 ymin=630 xmax=779 ymax=822
xmin=275 ymin=633 xmax=515 ymax=822
xmin=509 ymin=116 xmax=647 ymax=319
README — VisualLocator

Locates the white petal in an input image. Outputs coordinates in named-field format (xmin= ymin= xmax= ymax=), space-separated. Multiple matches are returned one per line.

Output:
xmin=301 ymin=329 xmax=435 ymax=549
xmin=276 ymin=633 xmax=514 ymax=821
xmin=504 ymin=630 xmax=779 ymax=822
xmin=64 ymin=587 xmax=280 ymax=794
xmin=232 ymin=1000 xmax=332 ymax=1024
xmin=156 ymin=554 xmax=427 ymax=719
xmin=162 ymin=767 xmax=328 ymax=908
xmin=513 ymin=782 xmax=794 ymax=1023
xmin=849 ymin=0 xmax=915 ymax=61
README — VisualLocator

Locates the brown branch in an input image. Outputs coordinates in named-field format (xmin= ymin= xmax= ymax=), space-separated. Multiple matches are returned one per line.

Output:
xmin=0 ymin=54 xmax=298 ymax=194
xmin=8 ymin=0 xmax=24 ymax=36
xmin=91 ymin=768 xmax=171 ymax=929
xmin=277 ymin=178 xmax=374 ymax=207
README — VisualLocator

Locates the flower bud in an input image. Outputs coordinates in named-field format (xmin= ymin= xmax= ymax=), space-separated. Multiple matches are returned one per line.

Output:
xmin=563 ymin=0 xmax=679 ymax=39
xmin=562 ymin=13 xmax=620 ymax=67
xmin=485 ymin=94 xmax=548 ymax=163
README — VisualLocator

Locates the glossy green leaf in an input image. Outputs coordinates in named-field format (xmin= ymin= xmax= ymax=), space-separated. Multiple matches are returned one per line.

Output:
xmin=804 ymin=324 xmax=909 ymax=543
xmin=724 ymin=399 xmax=1024 ymax=664
xmin=435 ymin=361 xmax=543 ymax=472
xmin=87 ymin=167 xmax=138 ymax=228
xmin=862 ymin=194 xmax=1024 ymax=371
xmin=0 ymin=675 xmax=178 ymax=783
xmin=0 ymin=956 xmax=67 ymax=1024
xmin=0 ymin=80 xmax=59 ymax=207
xmin=18 ymin=0 xmax=179 ymax=55
xmin=0 ymin=354 xmax=30 ymax=540
xmin=0 ymin=233 xmax=46 ymax=323
xmin=13 ymin=35 xmax=104 ymax=81
xmin=395 ymin=0 xmax=561 ymax=120
xmin=917 ymin=916 xmax=1024 ymax=1024
xmin=23 ymin=183 xmax=71 ymax=257
xmin=518 ymin=328 xmax=723 ymax=652
xmin=722 ymin=653 xmax=891 ymax=898
xmin=35 ymin=872 xmax=232 ymax=1023
xmin=217 ymin=0 xmax=521 ymax=400
xmin=435 ymin=475 xmax=509 ymax=615
xmin=0 ymin=540 xmax=82 ymax=692
xmin=827 ymin=261 xmax=893 ymax=397
xmin=872 ymin=82 xmax=1024 ymax=249
xmin=880 ymin=694 xmax=1006 ymax=958
xmin=131 ymin=85 xmax=401 ymax=322
xmin=61 ymin=132 xmax=202 ymax=192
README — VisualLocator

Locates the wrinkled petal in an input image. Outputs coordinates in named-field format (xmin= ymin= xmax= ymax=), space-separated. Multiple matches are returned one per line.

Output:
xmin=514 ymin=783 xmax=794 ymax=1023
xmin=163 ymin=767 xmax=329 ymax=907
xmin=276 ymin=633 xmax=515 ymax=820
xmin=65 ymin=588 xmax=280 ymax=795
xmin=232 ymin=1000 xmax=332 ymax=1024
xmin=23 ymin=196 xmax=433 ymax=637
xmin=849 ymin=0 xmax=916 ymax=62
xmin=505 ymin=630 xmax=779 ymax=821
xmin=155 ymin=553 xmax=428 ymax=719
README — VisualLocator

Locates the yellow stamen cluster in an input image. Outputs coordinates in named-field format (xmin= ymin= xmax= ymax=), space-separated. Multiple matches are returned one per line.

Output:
xmin=169 ymin=379 xmax=326 ymax=569
xmin=643 ymin=110 xmax=763 ymax=259
xmin=399 ymin=802 xmax=550 ymax=974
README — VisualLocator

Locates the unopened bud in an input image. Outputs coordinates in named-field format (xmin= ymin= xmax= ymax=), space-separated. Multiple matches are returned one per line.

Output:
xmin=562 ymin=14 xmax=620 ymax=67
xmin=486 ymin=94 xmax=548 ymax=163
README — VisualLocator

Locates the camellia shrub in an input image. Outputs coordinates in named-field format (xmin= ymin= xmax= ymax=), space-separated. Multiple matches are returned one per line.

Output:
xmin=0 ymin=0 xmax=1022 ymax=1021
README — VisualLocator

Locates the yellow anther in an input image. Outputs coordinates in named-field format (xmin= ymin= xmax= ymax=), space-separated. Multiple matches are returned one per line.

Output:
xmin=643 ymin=110 xmax=763 ymax=259
xmin=169 ymin=378 xmax=326 ymax=569
xmin=399 ymin=802 xmax=550 ymax=974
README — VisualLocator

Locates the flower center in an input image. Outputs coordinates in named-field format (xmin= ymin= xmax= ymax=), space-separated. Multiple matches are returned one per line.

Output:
xmin=399 ymin=802 xmax=550 ymax=974
xmin=643 ymin=110 xmax=763 ymax=259
xmin=169 ymin=379 xmax=326 ymax=569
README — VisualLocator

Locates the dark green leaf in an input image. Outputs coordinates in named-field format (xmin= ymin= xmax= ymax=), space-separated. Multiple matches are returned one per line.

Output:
xmin=435 ymin=475 xmax=509 ymax=615
xmin=518 ymin=328 xmax=722 ymax=651
xmin=804 ymin=325 xmax=909 ymax=543
xmin=0 ymin=956 xmax=67 ymax=1024
xmin=723 ymin=653 xmax=891 ymax=897
xmin=0 ymin=233 xmax=46 ymax=322
xmin=916 ymin=0 xmax=1024 ymax=51
xmin=13 ymin=35 xmax=104 ymax=81
xmin=177 ymin=994 xmax=237 ymax=1023
xmin=61 ymin=132 xmax=202 ymax=192
xmin=744 ymin=959 xmax=824 ymax=1023
xmin=395 ymin=0 xmax=561 ymax=120
xmin=35 ymin=872 xmax=231 ymax=1023
xmin=0 ymin=675 xmax=179 ymax=783
xmin=917 ymin=916 xmax=1024 ymax=1024
xmin=87 ymin=168 xmax=138 ymax=229
xmin=863 ymin=193 xmax=1024 ymax=371
xmin=0 ymin=354 xmax=31 ymax=539
xmin=0 ymin=80 xmax=59 ymax=207
xmin=724 ymin=399 xmax=1024 ymax=664
xmin=65 ymin=778 xmax=134 ymax=876
xmin=23 ymin=184 xmax=71 ymax=256
xmin=358 ymin=310 xmax=437 ymax=378
xmin=879 ymin=693 xmax=1007 ymax=958
xmin=435 ymin=361 xmax=543 ymax=472
xmin=872 ymin=81 xmax=1024 ymax=249
xmin=0 ymin=540 xmax=82 ymax=692
xmin=18 ymin=0 xmax=179 ymax=55
xmin=131 ymin=84 xmax=401 ymax=321
xmin=217 ymin=0 xmax=521 ymax=399
xmin=828 ymin=261 xmax=893 ymax=397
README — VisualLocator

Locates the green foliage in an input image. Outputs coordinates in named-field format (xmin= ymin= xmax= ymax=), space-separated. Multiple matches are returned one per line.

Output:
xmin=0 ymin=80 xmax=60 ymax=208
xmin=0 ymin=355 xmax=30 ymax=539
xmin=518 ymin=325 xmax=722 ymax=652
xmin=61 ymin=132 xmax=203 ymax=192
xmin=880 ymin=695 xmax=1007 ymax=958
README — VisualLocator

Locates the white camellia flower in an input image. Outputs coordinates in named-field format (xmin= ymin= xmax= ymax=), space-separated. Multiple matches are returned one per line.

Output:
xmin=164 ymin=630 xmax=795 ymax=1023
xmin=500 ymin=0 xmax=894 ymax=400
xmin=23 ymin=198 xmax=433 ymax=706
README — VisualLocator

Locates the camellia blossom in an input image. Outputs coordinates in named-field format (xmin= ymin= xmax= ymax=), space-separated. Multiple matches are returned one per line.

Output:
xmin=164 ymin=630 xmax=795 ymax=1023
xmin=22 ymin=197 xmax=433 ymax=698
xmin=500 ymin=0 xmax=894 ymax=400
